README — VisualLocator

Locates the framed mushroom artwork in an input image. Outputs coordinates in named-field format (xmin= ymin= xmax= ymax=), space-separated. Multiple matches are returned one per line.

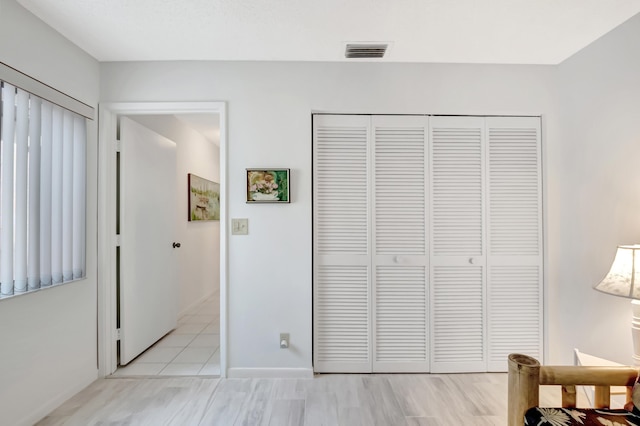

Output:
xmin=246 ymin=169 xmax=290 ymax=203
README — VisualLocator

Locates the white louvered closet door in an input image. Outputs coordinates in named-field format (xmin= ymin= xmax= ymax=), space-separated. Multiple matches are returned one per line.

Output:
xmin=486 ymin=117 xmax=543 ymax=371
xmin=430 ymin=116 xmax=487 ymax=373
xmin=313 ymin=115 xmax=371 ymax=373
xmin=371 ymin=115 xmax=429 ymax=372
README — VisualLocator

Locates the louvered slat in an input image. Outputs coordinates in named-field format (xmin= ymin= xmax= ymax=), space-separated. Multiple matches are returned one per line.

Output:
xmin=488 ymin=125 xmax=541 ymax=256
xmin=432 ymin=266 xmax=485 ymax=372
xmin=488 ymin=265 xmax=541 ymax=371
xmin=374 ymin=266 xmax=427 ymax=370
xmin=315 ymin=265 xmax=370 ymax=371
xmin=431 ymin=126 xmax=483 ymax=256
xmin=374 ymin=125 xmax=426 ymax=255
xmin=315 ymin=125 xmax=368 ymax=255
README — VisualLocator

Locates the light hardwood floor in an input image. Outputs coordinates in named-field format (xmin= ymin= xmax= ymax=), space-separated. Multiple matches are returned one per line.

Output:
xmin=36 ymin=371 xmax=591 ymax=425
xmin=37 ymin=373 xmax=512 ymax=425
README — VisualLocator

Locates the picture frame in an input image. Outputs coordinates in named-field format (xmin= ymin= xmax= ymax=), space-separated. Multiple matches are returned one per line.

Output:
xmin=246 ymin=169 xmax=290 ymax=203
xmin=188 ymin=173 xmax=220 ymax=221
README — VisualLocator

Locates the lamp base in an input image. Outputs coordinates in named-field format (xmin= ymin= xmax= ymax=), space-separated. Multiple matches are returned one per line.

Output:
xmin=631 ymin=299 xmax=640 ymax=366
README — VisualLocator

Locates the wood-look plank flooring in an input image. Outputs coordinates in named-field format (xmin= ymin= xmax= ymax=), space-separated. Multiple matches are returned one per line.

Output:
xmin=37 ymin=373 xmax=507 ymax=425
xmin=37 ymin=372 xmax=578 ymax=425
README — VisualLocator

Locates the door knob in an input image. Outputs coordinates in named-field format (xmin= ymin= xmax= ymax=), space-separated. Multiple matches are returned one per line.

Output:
xmin=468 ymin=257 xmax=474 ymax=264
xmin=173 ymin=242 xmax=181 ymax=248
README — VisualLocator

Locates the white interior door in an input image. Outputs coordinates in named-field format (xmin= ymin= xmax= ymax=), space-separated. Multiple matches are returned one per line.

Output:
xmin=313 ymin=114 xmax=372 ymax=373
xmin=486 ymin=116 xmax=543 ymax=371
xmin=371 ymin=115 xmax=429 ymax=372
xmin=119 ymin=117 xmax=178 ymax=365
xmin=429 ymin=116 xmax=487 ymax=373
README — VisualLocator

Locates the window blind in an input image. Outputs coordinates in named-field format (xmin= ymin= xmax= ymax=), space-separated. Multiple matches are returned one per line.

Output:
xmin=0 ymin=81 xmax=86 ymax=297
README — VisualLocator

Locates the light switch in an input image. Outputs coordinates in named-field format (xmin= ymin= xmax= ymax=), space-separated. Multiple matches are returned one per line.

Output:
xmin=231 ymin=218 xmax=248 ymax=235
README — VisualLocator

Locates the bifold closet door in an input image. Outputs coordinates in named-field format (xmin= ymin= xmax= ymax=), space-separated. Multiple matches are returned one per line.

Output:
xmin=372 ymin=115 xmax=429 ymax=372
xmin=430 ymin=116 xmax=487 ymax=373
xmin=486 ymin=117 xmax=543 ymax=371
xmin=313 ymin=114 xmax=371 ymax=373
xmin=313 ymin=114 xmax=430 ymax=373
xmin=313 ymin=114 xmax=543 ymax=374
xmin=428 ymin=115 xmax=543 ymax=373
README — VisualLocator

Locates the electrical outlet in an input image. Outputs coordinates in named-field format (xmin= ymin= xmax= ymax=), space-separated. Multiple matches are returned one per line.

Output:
xmin=280 ymin=333 xmax=289 ymax=349
xmin=231 ymin=218 xmax=248 ymax=235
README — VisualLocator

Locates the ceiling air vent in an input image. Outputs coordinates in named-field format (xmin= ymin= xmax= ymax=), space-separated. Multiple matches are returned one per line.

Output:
xmin=345 ymin=43 xmax=388 ymax=59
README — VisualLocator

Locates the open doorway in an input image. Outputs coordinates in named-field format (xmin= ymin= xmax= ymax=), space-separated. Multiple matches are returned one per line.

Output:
xmin=97 ymin=102 xmax=227 ymax=379
xmin=117 ymin=113 xmax=221 ymax=376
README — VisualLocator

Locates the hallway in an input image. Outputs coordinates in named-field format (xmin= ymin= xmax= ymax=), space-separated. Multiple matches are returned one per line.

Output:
xmin=113 ymin=291 xmax=220 ymax=377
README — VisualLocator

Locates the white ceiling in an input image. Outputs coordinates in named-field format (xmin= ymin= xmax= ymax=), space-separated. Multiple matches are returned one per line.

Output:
xmin=17 ymin=0 xmax=640 ymax=64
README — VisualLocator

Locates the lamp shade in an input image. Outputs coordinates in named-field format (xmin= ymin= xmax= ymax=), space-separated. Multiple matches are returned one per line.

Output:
xmin=594 ymin=245 xmax=640 ymax=299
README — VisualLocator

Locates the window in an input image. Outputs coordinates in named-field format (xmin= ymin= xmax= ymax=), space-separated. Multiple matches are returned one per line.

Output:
xmin=0 ymin=81 xmax=87 ymax=297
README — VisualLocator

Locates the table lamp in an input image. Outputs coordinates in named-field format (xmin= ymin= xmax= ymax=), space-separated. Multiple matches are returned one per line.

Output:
xmin=594 ymin=244 xmax=640 ymax=365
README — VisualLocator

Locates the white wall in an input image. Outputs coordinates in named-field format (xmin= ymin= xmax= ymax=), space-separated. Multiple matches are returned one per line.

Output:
xmin=0 ymin=0 xmax=98 ymax=104
xmin=128 ymin=115 xmax=220 ymax=315
xmin=0 ymin=0 xmax=100 ymax=425
xmin=548 ymin=13 xmax=640 ymax=365
xmin=100 ymin=60 xmax=558 ymax=373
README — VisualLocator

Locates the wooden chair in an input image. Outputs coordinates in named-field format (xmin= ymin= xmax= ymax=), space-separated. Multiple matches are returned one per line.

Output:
xmin=508 ymin=353 xmax=639 ymax=426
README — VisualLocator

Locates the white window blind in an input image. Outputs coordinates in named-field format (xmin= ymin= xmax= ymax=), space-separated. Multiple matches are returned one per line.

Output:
xmin=0 ymin=81 xmax=87 ymax=297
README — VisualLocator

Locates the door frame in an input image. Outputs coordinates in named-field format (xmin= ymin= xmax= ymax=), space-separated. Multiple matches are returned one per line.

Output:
xmin=97 ymin=101 xmax=228 ymax=377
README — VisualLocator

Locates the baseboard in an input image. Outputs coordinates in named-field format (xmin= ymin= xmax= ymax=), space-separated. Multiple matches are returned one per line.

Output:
xmin=179 ymin=291 xmax=215 ymax=318
xmin=19 ymin=371 xmax=98 ymax=426
xmin=227 ymin=367 xmax=314 ymax=379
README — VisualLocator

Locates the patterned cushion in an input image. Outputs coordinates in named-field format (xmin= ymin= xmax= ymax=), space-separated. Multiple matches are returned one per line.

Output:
xmin=525 ymin=407 xmax=640 ymax=425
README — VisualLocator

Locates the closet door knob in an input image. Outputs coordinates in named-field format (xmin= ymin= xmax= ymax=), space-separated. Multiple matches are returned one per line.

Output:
xmin=468 ymin=257 xmax=474 ymax=264
xmin=393 ymin=256 xmax=400 ymax=263
xmin=173 ymin=242 xmax=181 ymax=248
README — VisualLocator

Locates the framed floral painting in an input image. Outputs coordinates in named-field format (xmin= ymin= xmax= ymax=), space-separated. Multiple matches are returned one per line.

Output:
xmin=246 ymin=169 xmax=290 ymax=203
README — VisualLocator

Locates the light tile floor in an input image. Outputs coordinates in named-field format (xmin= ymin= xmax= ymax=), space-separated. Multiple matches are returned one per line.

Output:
xmin=113 ymin=292 xmax=220 ymax=377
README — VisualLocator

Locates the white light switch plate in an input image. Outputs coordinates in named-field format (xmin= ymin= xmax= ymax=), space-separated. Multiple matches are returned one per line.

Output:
xmin=232 ymin=218 xmax=248 ymax=235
